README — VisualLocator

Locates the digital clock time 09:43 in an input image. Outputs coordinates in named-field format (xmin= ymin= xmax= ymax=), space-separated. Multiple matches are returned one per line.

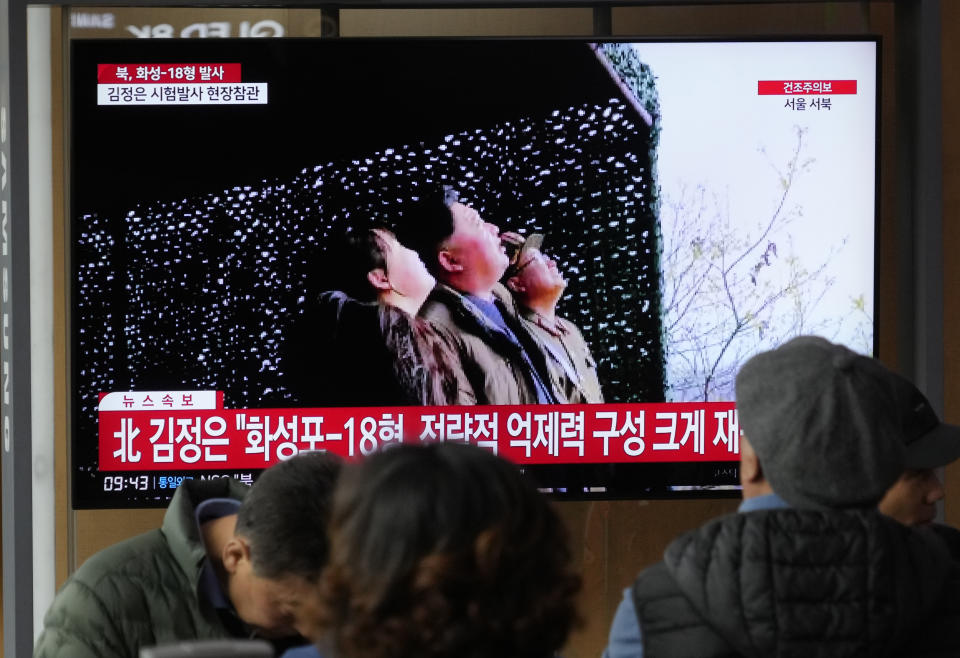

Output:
xmin=103 ymin=474 xmax=150 ymax=491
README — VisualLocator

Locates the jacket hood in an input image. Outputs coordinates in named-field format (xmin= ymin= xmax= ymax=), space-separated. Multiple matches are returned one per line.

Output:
xmin=663 ymin=508 xmax=954 ymax=658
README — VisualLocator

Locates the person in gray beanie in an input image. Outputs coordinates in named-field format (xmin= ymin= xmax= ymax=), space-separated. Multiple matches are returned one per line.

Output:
xmin=734 ymin=334 xmax=908 ymax=508
xmin=602 ymin=335 xmax=960 ymax=658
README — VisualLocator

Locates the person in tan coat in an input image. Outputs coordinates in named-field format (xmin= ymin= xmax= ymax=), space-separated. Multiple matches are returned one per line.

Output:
xmin=501 ymin=231 xmax=605 ymax=404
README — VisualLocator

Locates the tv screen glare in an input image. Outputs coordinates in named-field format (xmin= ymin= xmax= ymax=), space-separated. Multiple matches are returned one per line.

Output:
xmin=71 ymin=37 xmax=877 ymax=508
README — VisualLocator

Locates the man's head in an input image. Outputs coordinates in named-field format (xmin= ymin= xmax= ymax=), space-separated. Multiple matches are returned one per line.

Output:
xmin=501 ymin=232 xmax=566 ymax=311
xmin=400 ymin=186 xmax=508 ymax=297
xmin=222 ymin=452 xmax=341 ymax=639
xmin=333 ymin=228 xmax=435 ymax=310
xmin=878 ymin=380 xmax=960 ymax=525
xmin=734 ymin=336 xmax=908 ymax=509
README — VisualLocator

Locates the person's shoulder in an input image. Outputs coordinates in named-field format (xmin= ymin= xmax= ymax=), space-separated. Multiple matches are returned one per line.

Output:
xmin=632 ymin=559 xmax=675 ymax=599
xmin=602 ymin=586 xmax=644 ymax=658
xmin=316 ymin=290 xmax=380 ymax=326
xmin=926 ymin=523 xmax=960 ymax=561
xmin=510 ymin=302 xmax=538 ymax=328
xmin=44 ymin=527 xmax=173 ymax=627
xmin=930 ymin=522 xmax=960 ymax=542
xmin=36 ymin=528 xmax=189 ymax=658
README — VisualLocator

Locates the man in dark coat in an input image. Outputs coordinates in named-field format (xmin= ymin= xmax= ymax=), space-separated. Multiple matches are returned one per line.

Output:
xmin=35 ymin=452 xmax=341 ymax=658
xmin=603 ymin=336 xmax=960 ymax=658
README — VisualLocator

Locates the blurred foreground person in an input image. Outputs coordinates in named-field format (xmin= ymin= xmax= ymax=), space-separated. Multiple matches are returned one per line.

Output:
xmin=604 ymin=336 xmax=960 ymax=658
xmin=312 ymin=442 xmax=581 ymax=658
xmin=35 ymin=453 xmax=341 ymax=658
xmin=500 ymin=231 xmax=604 ymax=403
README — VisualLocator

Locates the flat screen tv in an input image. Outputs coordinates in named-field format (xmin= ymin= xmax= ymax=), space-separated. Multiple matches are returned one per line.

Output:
xmin=71 ymin=36 xmax=877 ymax=508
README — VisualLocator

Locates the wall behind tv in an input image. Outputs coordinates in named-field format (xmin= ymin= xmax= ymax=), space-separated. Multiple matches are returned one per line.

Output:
xmin=52 ymin=3 xmax=960 ymax=658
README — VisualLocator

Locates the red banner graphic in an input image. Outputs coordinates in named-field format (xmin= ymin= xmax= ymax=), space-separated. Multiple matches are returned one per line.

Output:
xmin=97 ymin=63 xmax=243 ymax=84
xmin=99 ymin=393 xmax=742 ymax=470
xmin=757 ymin=80 xmax=858 ymax=95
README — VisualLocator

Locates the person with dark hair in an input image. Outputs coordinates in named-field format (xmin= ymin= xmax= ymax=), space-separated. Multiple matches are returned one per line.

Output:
xmin=305 ymin=442 xmax=581 ymax=658
xmin=397 ymin=185 xmax=559 ymax=405
xmin=35 ymin=453 xmax=341 ymax=658
xmin=501 ymin=231 xmax=604 ymax=404
xmin=288 ymin=226 xmax=468 ymax=406
xmin=603 ymin=336 xmax=960 ymax=658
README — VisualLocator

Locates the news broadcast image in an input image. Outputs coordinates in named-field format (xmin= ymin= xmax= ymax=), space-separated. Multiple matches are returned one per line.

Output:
xmin=71 ymin=38 xmax=876 ymax=507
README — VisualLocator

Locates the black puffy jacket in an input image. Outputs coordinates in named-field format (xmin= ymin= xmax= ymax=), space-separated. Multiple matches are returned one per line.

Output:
xmin=633 ymin=508 xmax=960 ymax=658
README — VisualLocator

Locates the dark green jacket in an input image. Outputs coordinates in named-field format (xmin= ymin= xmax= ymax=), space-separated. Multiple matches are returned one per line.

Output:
xmin=35 ymin=478 xmax=250 ymax=658
xmin=633 ymin=509 xmax=960 ymax=658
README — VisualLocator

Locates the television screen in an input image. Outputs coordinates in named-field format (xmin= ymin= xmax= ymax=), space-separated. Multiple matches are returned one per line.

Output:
xmin=71 ymin=37 xmax=877 ymax=508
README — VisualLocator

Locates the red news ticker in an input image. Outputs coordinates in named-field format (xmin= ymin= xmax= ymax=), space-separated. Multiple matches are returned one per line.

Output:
xmin=97 ymin=63 xmax=243 ymax=84
xmin=758 ymin=80 xmax=858 ymax=95
xmin=99 ymin=401 xmax=742 ymax=471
